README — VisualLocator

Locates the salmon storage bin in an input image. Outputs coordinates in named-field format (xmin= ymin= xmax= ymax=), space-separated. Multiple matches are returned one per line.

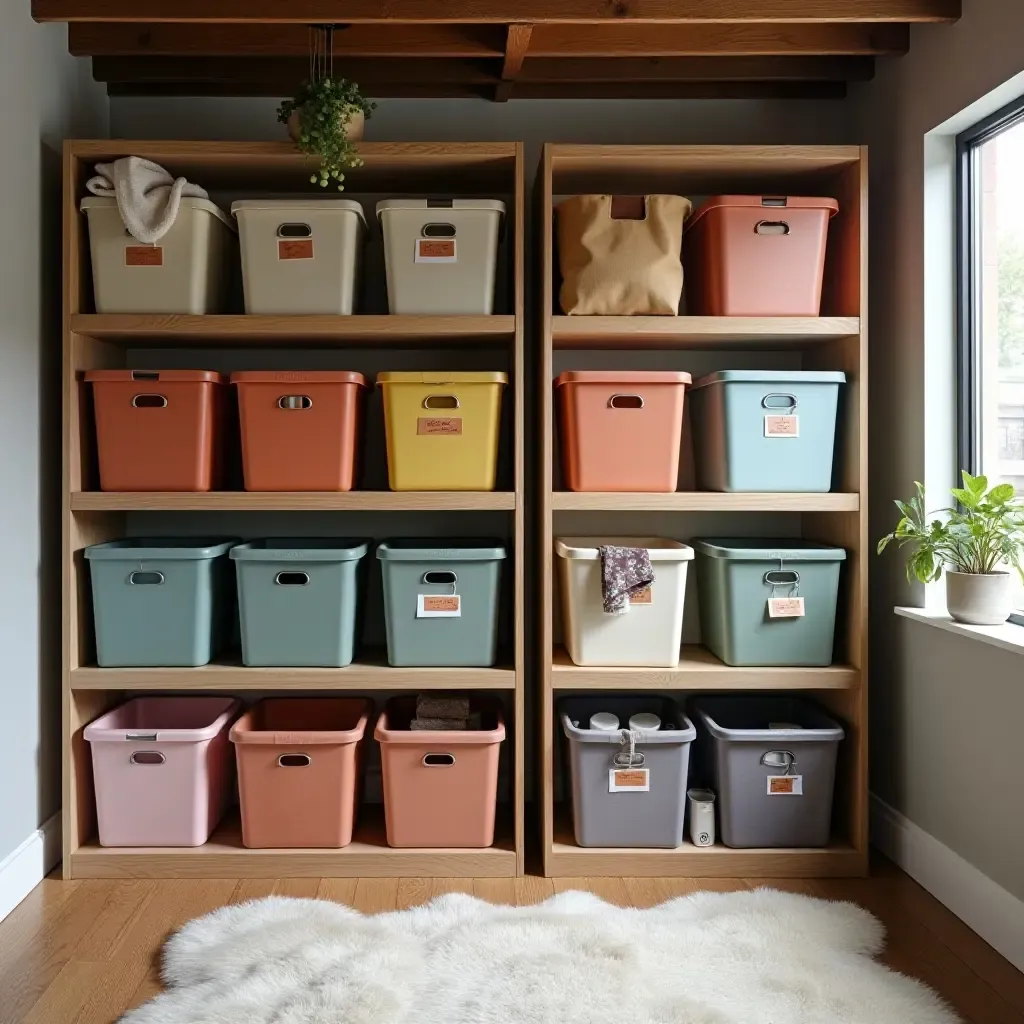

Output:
xmin=555 ymin=370 xmax=691 ymax=492
xmin=232 ymin=371 xmax=367 ymax=491
xmin=81 ymin=196 xmax=235 ymax=314
xmin=231 ymin=199 xmax=366 ymax=314
xmin=556 ymin=537 xmax=694 ymax=667
xmin=684 ymin=196 xmax=839 ymax=316
xmin=375 ymin=698 xmax=505 ymax=848
xmin=376 ymin=199 xmax=505 ymax=314
xmin=85 ymin=696 xmax=240 ymax=847
xmin=231 ymin=697 xmax=371 ymax=849
xmin=86 ymin=369 xmax=227 ymax=492
xmin=377 ymin=371 xmax=507 ymax=491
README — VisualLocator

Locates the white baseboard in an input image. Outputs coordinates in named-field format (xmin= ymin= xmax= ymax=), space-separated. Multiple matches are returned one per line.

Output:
xmin=0 ymin=813 xmax=62 ymax=923
xmin=871 ymin=794 xmax=1024 ymax=972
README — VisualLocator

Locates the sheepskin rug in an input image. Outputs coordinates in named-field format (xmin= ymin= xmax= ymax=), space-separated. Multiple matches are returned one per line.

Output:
xmin=120 ymin=889 xmax=959 ymax=1024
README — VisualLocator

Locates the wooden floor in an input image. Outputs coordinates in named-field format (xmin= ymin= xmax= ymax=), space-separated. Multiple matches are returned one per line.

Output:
xmin=0 ymin=856 xmax=1021 ymax=1023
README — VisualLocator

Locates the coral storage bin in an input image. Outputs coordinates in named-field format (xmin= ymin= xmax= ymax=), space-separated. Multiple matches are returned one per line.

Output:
xmin=556 ymin=537 xmax=693 ymax=667
xmin=692 ymin=696 xmax=844 ymax=848
xmin=231 ymin=539 xmax=368 ymax=667
xmin=377 ymin=371 xmax=507 ymax=491
xmin=86 ymin=369 xmax=227 ymax=492
xmin=376 ymin=698 xmax=505 ymax=848
xmin=86 ymin=538 xmax=236 ymax=667
xmin=232 ymin=371 xmax=366 ymax=491
xmin=555 ymin=370 xmax=691 ymax=492
xmin=693 ymin=539 xmax=846 ymax=666
xmin=231 ymin=698 xmax=370 ymax=848
xmin=376 ymin=199 xmax=505 ymax=314
xmin=560 ymin=695 xmax=695 ymax=848
xmin=231 ymin=199 xmax=366 ymax=314
xmin=684 ymin=195 xmax=838 ymax=316
xmin=85 ymin=696 xmax=240 ymax=847
xmin=80 ymin=196 xmax=235 ymax=315
xmin=689 ymin=370 xmax=845 ymax=493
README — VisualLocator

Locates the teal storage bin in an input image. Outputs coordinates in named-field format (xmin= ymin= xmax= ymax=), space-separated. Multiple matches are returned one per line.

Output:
xmin=693 ymin=539 xmax=846 ymax=667
xmin=231 ymin=539 xmax=369 ymax=667
xmin=86 ymin=538 xmax=236 ymax=667
xmin=689 ymin=370 xmax=846 ymax=492
xmin=377 ymin=539 xmax=506 ymax=667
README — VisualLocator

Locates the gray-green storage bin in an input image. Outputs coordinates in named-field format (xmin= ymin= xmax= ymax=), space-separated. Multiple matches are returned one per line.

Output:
xmin=689 ymin=370 xmax=845 ymax=492
xmin=377 ymin=539 xmax=505 ymax=667
xmin=231 ymin=539 xmax=368 ymax=667
xmin=86 ymin=538 xmax=236 ymax=667
xmin=560 ymin=695 xmax=695 ymax=849
xmin=692 ymin=696 xmax=844 ymax=848
xmin=694 ymin=539 xmax=845 ymax=667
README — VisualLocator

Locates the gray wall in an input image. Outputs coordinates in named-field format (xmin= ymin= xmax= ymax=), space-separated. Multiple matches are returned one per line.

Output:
xmin=0 ymin=14 xmax=108 ymax=861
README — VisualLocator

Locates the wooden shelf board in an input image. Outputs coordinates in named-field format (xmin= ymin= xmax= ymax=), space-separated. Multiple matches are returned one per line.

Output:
xmin=72 ymin=491 xmax=516 ymax=512
xmin=551 ymin=646 xmax=858 ymax=690
xmin=552 ymin=315 xmax=860 ymax=349
xmin=552 ymin=492 xmax=858 ymax=512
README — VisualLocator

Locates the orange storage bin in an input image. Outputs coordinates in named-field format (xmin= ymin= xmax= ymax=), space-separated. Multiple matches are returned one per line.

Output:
xmin=555 ymin=370 xmax=691 ymax=492
xmin=86 ymin=369 xmax=226 ymax=492
xmin=230 ymin=697 xmax=370 ymax=849
xmin=232 ymin=371 xmax=367 ymax=491
xmin=683 ymin=195 xmax=838 ymax=316
xmin=375 ymin=698 xmax=505 ymax=848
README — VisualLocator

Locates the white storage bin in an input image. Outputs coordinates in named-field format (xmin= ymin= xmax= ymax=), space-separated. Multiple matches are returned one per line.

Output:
xmin=81 ymin=196 xmax=235 ymax=314
xmin=376 ymin=199 xmax=505 ymax=314
xmin=556 ymin=537 xmax=694 ymax=667
xmin=231 ymin=199 xmax=366 ymax=314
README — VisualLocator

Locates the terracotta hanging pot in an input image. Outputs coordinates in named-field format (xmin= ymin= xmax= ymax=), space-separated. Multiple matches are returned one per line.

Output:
xmin=286 ymin=109 xmax=365 ymax=144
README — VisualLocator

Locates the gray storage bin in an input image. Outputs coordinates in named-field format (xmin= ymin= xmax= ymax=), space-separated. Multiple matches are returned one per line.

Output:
xmin=85 ymin=538 xmax=236 ymax=667
xmin=692 ymin=696 xmax=844 ymax=848
xmin=693 ymin=539 xmax=845 ymax=667
xmin=559 ymin=695 xmax=696 ymax=849
xmin=377 ymin=539 xmax=505 ymax=667
xmin=231 ymin=539 xmax=368 ymax=667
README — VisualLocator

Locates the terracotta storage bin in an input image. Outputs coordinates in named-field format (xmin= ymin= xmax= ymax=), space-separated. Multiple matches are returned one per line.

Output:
xmin=230 ymin=697 xmax=371 ymax=849
xmin=232 ymin=371 xmax=367 ymax=491
xmin=375 ymin=698 xmax=505 ymax=848
xmin=86 ymin=369 xmax=226 ymax=491
xmin=684 ymin=196 xmax=839 ymax=316
xmin=555 ymin=370 xmax=691 ymax=492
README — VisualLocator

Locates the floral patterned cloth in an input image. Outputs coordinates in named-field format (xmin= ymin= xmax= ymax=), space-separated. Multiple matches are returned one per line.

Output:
xmin=597 ymin=545 xmax=655 ymax=614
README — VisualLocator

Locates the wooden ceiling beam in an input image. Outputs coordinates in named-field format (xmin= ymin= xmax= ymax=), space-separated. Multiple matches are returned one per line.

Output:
xmin=519 ymin=55 xmax=874 ymax=82
xmin=496 ymin=23 xmax=533 ymax=102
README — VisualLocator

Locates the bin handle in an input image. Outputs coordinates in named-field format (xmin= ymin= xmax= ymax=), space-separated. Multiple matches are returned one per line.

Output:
xmin=761 ymin=393 xmax=798 ymax=411
xmin=755 ymin=220 xmax=791 ymax=236
xmin=422 ymin=753 xmax=456 ymax=767
xmin=130 ymin=751 xmax=165 ymax=766
xmin=608 ymin=394 xmax=644 ymax=410
xmin=422 ymin=394 xmax=460 ymax=410
xmin=612 ymin=750 xmax=645 ymax=768
xmin=764 ymin=569 xmax=800 ymax=587
xmin=132 ymin=394 xmax=168 ymax=409
xmin=761 ymin=750 xmax=797 ymax=775
xmin=278 ymin=753 xmax=311 ymax=767
xmin=421 ymin=222 xmax=456 ymax=238
xmin=277 ymin=395 xmax=313 ymax=410
xmin=129 ymin=571 xmax=164 ymax=586
xmin=275 ymin=571 xmax=310 ymax=586
xmin=277 ymin=223 xmax=312 ymax=238
xmin=422 ymin=570 xmax=457 ymax=586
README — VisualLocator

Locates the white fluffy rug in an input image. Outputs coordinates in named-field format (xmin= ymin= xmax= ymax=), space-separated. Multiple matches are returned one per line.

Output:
xmin=121 ymin=889 xmax=959 ymax=1024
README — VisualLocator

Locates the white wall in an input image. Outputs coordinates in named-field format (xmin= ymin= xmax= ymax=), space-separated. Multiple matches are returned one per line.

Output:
xmin=0 ymin=12 xmax=108 ymax=865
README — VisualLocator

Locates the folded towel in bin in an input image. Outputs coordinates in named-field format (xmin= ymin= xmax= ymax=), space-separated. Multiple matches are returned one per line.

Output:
xmin=410 ymin=713 xmax=483 ymax=732
xmin=597 ymin=546 xmax=655 ymax=615
xmin=416 ymin=695 xmax=470 ymax=721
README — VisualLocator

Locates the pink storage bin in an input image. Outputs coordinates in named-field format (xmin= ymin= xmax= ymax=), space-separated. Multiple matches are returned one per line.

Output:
xmin=84 ymin=696 xmax=240 ymax=847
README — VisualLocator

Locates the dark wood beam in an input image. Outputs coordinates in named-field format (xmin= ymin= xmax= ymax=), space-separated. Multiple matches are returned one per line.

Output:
xmin=519 ymin=55 xmax=874 ymax=82
xmin=496 ymin=23 xmax=533 ymax=102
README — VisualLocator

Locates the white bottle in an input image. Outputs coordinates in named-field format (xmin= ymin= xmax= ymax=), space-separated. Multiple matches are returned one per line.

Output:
xmin=589 ymin=712 xmax=620 ymax=732
xmin=688 ymin=788 xmax=716 ymax=848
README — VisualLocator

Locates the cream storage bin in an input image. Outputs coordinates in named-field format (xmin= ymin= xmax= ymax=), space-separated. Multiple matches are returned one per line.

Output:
xmin=232 ymin=199 xmax=366 ymax=314
xmin=378 ymin=371 xmax=507 ymax=490
xmin=81 ymin=196 xmax=235 ymax=314
xmin=556 ymin=537 xmax=694 ymax=667
xmin=376 ymin=199 xmax=505 ymax=314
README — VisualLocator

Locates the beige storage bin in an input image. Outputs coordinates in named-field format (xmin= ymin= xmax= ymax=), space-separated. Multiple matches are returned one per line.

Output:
xmin=232 ymin=199 xmax=366 ymax=315
xmin=376 ymin=199 xmax=505 ymax=314
xmin=81 ymin=196 xmax=235 ymax=315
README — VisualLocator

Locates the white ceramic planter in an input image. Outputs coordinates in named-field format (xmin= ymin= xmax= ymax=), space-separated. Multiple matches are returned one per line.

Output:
xmin=945 ymin=570 xmax=1013 ymax=625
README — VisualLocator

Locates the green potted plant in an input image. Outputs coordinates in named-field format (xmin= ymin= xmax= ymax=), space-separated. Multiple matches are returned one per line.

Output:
xmin=278 ymin=78 xmax=374 ymax=191
xmin=877 ymin=471 xmax=1024 ymax=625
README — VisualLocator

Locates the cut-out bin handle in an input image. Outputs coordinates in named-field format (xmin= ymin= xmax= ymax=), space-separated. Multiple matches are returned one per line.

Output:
xmin=613 ymin=750 xmax=646 ymax=768
xmin=129 ymin=571 xmax=164 ymax=586
xmin=755 ymin=221 xmax=791 ymax=236
xmin=421 ymin=222 xmax=456 ymax=237
xmin=761 ymin=749 xmax=797 ymax=774
xmin=422 ymin=394 xmax=460 ymax=410
xmin=761 ymin=393 xmax=798 ymax=411
xmin=132 ymin=394 xmax=168 ymax=409
xmin=278 ymin=753 xmax=311 ymax=767
xmin=130 ymin=751 xmax=165 ymax=766
xmin=608 ymin=394 xmax=644 ymax=410
xmin=422 ymin=570 xmax=457 ymax=585
xmin=764 ymin=569 xmax=800 ymax=587
xmin=275 ymin=571 xmax=310 ymax=586
xmin=422 ymin=753 xmax=456 ymax=767
xmin=278 ymin=395 xmax=312 ymax=410
xmin=277 ymin=223 xmax=312 ymax=238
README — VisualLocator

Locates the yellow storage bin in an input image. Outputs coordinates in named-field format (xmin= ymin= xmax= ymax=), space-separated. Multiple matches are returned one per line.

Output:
xmin=377 ymin=371 xmax=507 ymax=491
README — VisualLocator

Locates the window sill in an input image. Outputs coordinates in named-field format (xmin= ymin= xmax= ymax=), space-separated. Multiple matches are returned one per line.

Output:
xmin=894 ymin=606 xmax=1024 ymax=656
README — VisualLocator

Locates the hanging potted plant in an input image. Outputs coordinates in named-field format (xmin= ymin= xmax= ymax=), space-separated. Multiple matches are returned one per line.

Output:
xmin=877 ymin=471 xmax=1024 ymax=624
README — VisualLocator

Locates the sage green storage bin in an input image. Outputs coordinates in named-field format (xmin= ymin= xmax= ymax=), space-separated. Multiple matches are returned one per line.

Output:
xmin=377 ymin=540 xmax=506 ymax=667
xmin=693 ymin=539 xmax=846 ymax=667
xmin=85 ymin=538 xmax=236 ymax=667
xmin=231 ymin=539 xmax=369 ymax=667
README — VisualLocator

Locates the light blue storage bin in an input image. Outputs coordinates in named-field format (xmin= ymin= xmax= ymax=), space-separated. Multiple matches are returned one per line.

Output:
xmin=86 ymin=538 xmax=237 ymax=667
xmin=231 ymin=539 xmax=369 ymax=667
xmin=689 ymin=370 xmax=846 ymax=492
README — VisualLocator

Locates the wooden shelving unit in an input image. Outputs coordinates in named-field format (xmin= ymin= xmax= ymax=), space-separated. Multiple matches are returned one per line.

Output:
xmin=539 ymin=144 xmax=868 ymax=878
xmin=62 ymin=140 xmax=526 ymax=879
